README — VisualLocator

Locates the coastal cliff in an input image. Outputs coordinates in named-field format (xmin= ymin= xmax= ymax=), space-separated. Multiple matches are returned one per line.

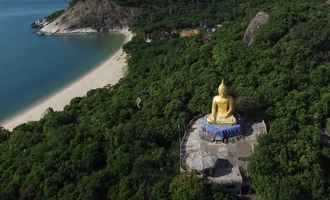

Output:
xmin=40 ymin=0 xmax=139 ymax=34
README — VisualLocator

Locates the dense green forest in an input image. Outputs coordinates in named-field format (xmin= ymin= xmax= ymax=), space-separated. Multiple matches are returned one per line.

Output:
xmin=1 ymin=0 xmax=329 ymax=199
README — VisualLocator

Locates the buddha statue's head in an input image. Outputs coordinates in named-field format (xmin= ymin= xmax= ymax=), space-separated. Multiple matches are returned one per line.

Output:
xmin=218 ymin=80 xmax=227 ymax=97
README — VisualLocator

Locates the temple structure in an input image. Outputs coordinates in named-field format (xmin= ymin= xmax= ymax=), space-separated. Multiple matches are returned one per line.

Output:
xmin=180 ymin=79 xmax=267 ymax=194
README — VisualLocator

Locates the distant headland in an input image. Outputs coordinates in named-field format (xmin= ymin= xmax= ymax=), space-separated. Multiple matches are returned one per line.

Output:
xmin=32 ymin=0 xmax=139 ymax=35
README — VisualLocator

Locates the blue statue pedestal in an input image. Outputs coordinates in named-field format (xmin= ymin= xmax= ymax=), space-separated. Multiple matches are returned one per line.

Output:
xmin=200 ymin=117 xmax=241 ymax=142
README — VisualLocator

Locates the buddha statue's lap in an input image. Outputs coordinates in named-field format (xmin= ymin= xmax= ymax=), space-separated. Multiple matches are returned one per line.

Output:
xmin=208 ymin=114 xmax=237 ymax=124
xmin=207 ymin=80 xmax=237 ymax=125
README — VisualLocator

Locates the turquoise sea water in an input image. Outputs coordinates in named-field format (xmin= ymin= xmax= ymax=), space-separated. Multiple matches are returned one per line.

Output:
xmin=0 ymin=0 xmax=125 ymax=122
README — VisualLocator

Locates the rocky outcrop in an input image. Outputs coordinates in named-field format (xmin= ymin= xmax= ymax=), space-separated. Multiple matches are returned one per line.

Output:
xmin=40 ymin=0 xmax=139 ymax=34
xmin=31 ymin=18 xmax=49 ymax=29
xmin=243 ymin=11 xmax=270 ymax=46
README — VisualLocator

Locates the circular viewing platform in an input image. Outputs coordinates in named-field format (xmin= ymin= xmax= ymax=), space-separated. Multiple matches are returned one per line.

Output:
xmin=180 ymin=115 xmax=267 ymax=193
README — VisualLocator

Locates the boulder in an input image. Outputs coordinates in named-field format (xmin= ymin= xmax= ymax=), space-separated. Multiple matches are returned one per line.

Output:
xmin=243 ymin=11 xmax=270 ymax=46
xmin=31 ymin=18 xmax=48 ymax=29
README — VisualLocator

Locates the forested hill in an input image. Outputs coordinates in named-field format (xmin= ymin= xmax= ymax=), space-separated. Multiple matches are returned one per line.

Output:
xmin=1 ymin=0 xmax=330 ymax=199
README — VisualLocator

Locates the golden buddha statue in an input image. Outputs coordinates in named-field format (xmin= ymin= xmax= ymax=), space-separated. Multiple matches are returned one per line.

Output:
xmin=207 ymin=80 xmax=237 ymax=125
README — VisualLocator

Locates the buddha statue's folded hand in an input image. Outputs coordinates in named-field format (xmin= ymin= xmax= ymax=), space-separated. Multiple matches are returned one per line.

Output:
xmin=225 ymin=112 xmax=231 ymax=118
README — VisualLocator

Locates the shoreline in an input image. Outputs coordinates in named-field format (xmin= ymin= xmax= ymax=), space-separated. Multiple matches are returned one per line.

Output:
xmin=1 ymin=29 xmax=133 ymax=131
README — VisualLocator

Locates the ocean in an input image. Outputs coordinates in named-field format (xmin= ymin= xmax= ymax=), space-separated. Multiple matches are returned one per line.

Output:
xmin=0 ymin=0 xmax=125 ymax=122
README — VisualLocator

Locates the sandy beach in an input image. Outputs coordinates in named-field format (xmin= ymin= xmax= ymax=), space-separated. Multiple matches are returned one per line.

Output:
xmin=1 ymin=29 xmax=133 ymax=131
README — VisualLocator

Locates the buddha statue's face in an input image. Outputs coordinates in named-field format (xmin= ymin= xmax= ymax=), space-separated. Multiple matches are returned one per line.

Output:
xmin=218 ymin=86 xmax=226 ymax=97
xmin=218 ymin=81 xmax=227 ymax=97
